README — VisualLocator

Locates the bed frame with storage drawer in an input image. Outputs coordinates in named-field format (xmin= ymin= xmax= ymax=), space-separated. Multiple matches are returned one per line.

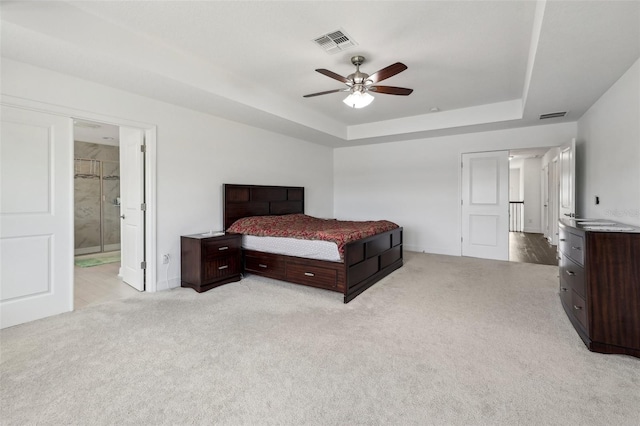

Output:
xmin=224 ymin=183 xmax=403 ymax=303
xmin=558 ymin=218 xmax=640 ymax=358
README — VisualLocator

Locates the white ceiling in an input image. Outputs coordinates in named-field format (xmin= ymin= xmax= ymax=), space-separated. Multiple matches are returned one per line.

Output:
xmin=74 ymin=119 xmax=119 ymax=146
xmin=1 ymin=1 xmax=638 ymax=147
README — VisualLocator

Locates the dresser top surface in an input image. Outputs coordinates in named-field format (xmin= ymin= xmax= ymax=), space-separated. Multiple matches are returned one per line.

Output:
xmin=561 ymin=218 xmax=640 ymax=233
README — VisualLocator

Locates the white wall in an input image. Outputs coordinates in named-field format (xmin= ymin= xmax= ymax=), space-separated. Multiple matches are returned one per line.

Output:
xmin=577 ymin=57 xmax=640 ymax=226
xmin=1 ymin=59 xmax=334 ymax=290
xmin=334 ymin=123 xmax=576 ymax=255
xmin=509 ymin=167 xmax=521 ymax=201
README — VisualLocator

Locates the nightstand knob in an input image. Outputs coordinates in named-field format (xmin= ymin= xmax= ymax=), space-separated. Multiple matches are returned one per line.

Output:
xmin=304 ymin=272 xmax=315 ymax=277
xmin=218 ymin=265 xmax=228 ymax=270
xmin=218 ymin=246 xmax=229 ymax=251
xmin=258 ymin=264 xmax=267 ymax=268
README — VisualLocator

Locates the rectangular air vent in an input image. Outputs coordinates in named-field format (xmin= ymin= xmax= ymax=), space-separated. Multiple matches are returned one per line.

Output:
xmin=313 ymin=29 xmax=357 ymax=54
xmin=539 ymin=111 xmax=567 ymax=119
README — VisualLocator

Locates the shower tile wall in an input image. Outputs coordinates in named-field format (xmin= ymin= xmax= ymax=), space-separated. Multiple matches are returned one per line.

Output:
xmin=75 ymin=141 xmax=120 ymax=255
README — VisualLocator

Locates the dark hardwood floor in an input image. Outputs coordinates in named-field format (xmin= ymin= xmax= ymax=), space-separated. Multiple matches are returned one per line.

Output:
xmin=509 ymin=232 xmax=558 ymax=266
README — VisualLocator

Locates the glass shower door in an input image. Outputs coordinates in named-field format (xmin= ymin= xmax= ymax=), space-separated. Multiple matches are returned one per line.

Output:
xmin=74 ymin=159 xmax=102 ymax=255
xmin=102 ymin=161 xmax=121 ymax=252
xmin=74 ymin=159 xmax=121 ymax=255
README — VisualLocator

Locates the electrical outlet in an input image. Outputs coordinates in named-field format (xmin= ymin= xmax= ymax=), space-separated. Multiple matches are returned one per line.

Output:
xmin=162 ymin=254 xmax=170 ymax=264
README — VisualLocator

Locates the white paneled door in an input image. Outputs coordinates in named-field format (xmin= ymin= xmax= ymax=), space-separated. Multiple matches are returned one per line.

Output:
xmin=559 ymin=138 xmax=576 ymax=219
xmin=1 ymin=105 xmax=73 ymax=328
xmin=119 ymin=127 xmax=145 ymax=291
xmin=461 ymin=151 xmax=509 ymax=260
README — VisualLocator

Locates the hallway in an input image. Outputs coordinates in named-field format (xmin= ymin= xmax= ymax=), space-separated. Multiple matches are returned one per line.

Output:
xmin=509 ymin=232 xmax=558 ymax=266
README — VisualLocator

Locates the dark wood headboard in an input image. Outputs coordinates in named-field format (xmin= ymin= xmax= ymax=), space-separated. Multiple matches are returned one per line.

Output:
xmin=223 ymin=184 xmax=304 ymax=230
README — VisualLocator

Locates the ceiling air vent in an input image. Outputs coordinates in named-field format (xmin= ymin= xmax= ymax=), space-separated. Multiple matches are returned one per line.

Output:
xmin=539 ymin=111 xmax=567 ymax=120
xmin=313 ymin=29 xmax=357 ymax=54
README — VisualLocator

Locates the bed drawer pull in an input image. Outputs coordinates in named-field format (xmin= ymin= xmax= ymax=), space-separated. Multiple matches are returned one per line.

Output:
xmin=258 ymin=264 xmax=267 ymax=268
xmin=304 ymin=272 xmax=315 ymax=277
xmin=218 ymin=265 xmax=228 ymax=270
xmin=218 ymin=246 xmax=229 ymax=251
xmin=565 ymin=270 xmax=576 ymax=276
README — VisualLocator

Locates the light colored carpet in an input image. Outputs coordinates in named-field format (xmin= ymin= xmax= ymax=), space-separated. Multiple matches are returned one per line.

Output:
xmin=1 ymin=252 xmax=639 ymax=425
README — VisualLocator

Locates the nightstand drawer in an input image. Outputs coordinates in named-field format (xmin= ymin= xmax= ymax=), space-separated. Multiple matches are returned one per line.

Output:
xmin=204 ymin=255 xmax=240 ymax=282
xmin=286 ymin=263 xmax=337 ymax=290
xmin=204 ymin=237 xmax=241 ymax=258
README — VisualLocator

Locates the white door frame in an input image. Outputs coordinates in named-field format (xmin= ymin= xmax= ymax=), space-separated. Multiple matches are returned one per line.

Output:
xmin=2 ymin=95 xmax=158 ymax=293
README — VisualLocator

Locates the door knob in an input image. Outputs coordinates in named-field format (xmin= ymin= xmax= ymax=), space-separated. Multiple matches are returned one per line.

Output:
xmin=120 ymin=214 xmax=125 ymax=219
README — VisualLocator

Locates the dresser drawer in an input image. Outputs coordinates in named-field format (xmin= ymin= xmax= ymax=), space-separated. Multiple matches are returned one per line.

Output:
xmin=559 ymin=253 xmax=585 ymax=297
xmin=559 ymin=229 xmax=584 ymax=265
xmin=245 ymin=252 xmax=285 ymax=279
xmin=203 ymin=255 xmax=240 ymax=282
xmin=286 ymin=263 xmax=337 ymax=290
xmin=571 ymin=291 xmax=588 ymax=331
xmin=559 ymin=281 xmax=571 ymax=307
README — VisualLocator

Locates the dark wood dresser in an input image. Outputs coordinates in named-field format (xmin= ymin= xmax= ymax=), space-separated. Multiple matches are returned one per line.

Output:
xmin=558 ymin=218 xmax=640 ymax=358
xmin=181 ymin=232 xmax=242 ymax=292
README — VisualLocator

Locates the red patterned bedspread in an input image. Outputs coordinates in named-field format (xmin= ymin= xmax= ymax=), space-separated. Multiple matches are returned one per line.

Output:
xmin=227 ymin=214 xmax=399 ymax=258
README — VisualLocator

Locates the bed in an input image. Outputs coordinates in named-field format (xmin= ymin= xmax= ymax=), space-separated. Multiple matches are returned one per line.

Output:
xmin=224 ymin=183 xmax=403 ymax=303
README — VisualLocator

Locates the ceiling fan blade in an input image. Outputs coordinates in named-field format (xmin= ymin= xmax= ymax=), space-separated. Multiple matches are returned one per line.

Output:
xmin=315 ymin=69 xmax=349 ymax=83
xmin=368 ymin=63 xmax=408 ymax=84
xmin=303 ymin=88 xmax=348 ymax=98
xmin=369 ymin=86 xmax=413 ymax=96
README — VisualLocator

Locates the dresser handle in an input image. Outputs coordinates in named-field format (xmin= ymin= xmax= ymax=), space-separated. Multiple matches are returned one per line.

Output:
xmin=573 ymin=305 xmax=583 ymax=311
xmin=218 ymin=246 xmax=229 ymax=251
xmin=565 ymin=270 xmax=575 ymax=276
xmin=560 ymin=287 xmax=568 ymax=292
xmin=304 ymin=272 xmax=315 ymax=277
xmin=258 ymin=264 xmax=267 ymax=268
xmin=218 ymin=265 xmax=228 ymax=270
xmin=571 ymin=246 xmax=582 ymax=251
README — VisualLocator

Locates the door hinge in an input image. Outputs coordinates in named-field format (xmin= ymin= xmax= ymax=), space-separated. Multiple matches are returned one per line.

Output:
xmin=141 ymin=203 xmax=146 ymax=211
xmin=461 ymin=199 xmax=463 ymax=205
xmin=141 ymin=261 xmax=147 ymax=269
xmin=140 ymin=144 xmax=146 ymax=153
xmin=461 ymin=237 xmax=463 ymax=242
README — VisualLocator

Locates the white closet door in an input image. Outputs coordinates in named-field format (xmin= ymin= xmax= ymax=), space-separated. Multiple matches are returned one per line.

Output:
xmin=461 ymin=151 xmax=509 ymax=261
xmin=1 ymin=105 xmax=73 ymax=328
xmin=559 ymin=138 xmax=576 ymax=219
xmin=119 ymin=126 xmax=145 ymax=291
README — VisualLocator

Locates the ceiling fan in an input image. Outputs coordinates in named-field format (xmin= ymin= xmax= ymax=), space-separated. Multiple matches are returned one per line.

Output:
xmin=303 ymin=55 xmax=413 ymax=108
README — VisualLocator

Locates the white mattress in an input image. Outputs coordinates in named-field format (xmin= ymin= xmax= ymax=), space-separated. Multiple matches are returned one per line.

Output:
xmin=242 ymin=235 xmax=341 ymax=262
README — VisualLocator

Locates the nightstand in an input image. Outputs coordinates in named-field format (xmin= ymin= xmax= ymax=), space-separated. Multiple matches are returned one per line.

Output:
xmin=180 ymin=232 xmax=242 ymax=292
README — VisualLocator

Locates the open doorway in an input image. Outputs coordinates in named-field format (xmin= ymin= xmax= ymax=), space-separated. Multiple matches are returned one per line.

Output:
xmin=508 ymin=148 xmax=557 ymax=266
xmin=73 ymin=119 xmax=140 ymax=309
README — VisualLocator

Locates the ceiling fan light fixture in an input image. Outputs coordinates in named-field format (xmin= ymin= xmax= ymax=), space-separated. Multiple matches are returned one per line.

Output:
xmin=343 ymin=91 xmax=374 ymax=109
